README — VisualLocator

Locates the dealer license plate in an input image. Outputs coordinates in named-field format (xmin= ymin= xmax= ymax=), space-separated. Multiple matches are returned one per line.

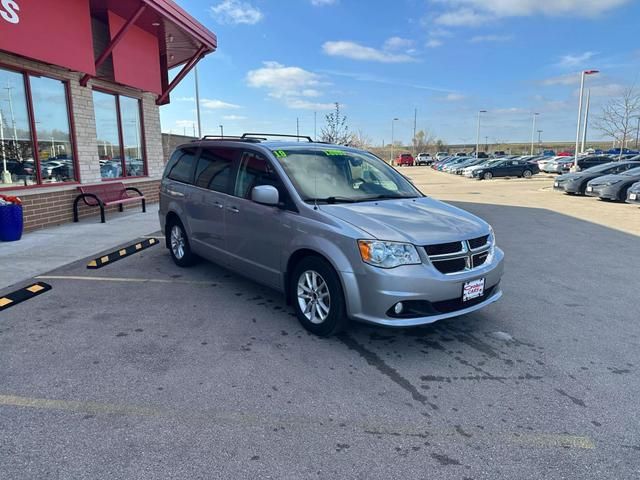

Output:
xmin=463 ymin=278 xmax=485 ymax=302
xmin=631 ymin=193 xmax=637 ymax=200
xmin=587 ymin=186 xmax=593 ymax=192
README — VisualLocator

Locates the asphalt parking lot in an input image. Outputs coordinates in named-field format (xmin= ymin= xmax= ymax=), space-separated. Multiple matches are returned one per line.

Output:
xmin=1 ymin=173 xmax=639 ymax=479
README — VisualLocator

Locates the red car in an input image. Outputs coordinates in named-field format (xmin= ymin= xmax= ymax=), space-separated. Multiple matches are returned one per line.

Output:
xmin=395 ymin=153 xmax=414 ymax=166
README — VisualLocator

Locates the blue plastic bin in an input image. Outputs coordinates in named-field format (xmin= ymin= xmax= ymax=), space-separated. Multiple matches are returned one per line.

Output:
xmin=0 ymin=204 xmax=23 ymax=242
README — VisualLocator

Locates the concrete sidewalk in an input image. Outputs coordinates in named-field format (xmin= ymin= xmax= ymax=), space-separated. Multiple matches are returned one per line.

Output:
xmin=0 ymin=207 xmax=161 ymax=290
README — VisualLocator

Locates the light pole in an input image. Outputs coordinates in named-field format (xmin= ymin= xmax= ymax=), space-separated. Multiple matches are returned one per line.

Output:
xmin=476 ymin=110 xmax=486 ymax=158
xmin=537 ymin=130 xmax=543 ymax=150
xmin=219 ymin=124 xmax=224 ymax=138
xmin=634 ymin=116 xmax=640 ymax=150
xmin=573 ymin=69 xmax=599 ymax=170
xmin=530 ymin=112 xmax=539 ymax=155
xmin=581 ymin=89 xmax=591 ymax=153
xmin=391 ymin=117 xmax=398 ymax=163
xmin=194 ymin=65 xmax=201 ymax=138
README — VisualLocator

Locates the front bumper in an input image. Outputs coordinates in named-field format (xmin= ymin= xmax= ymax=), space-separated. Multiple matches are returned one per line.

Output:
xmin=585 ymin=184 xmax=617 ymax=199
xmin=627 ymin=190 xmax=640 ymax=204
xmin=340 ymin=247 xmax=505 ymax=327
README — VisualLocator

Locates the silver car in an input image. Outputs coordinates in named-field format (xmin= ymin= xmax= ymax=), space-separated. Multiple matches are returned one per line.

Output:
xmin=159 ymin=137 xmax=504 ymax=336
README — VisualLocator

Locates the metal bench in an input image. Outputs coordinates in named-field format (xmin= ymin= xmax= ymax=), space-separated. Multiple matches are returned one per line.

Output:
xmin=73 ymin=182 xmax=146 ymax=223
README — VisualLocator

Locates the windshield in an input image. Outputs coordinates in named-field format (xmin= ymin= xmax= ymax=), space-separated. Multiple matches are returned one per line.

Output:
xmin=271 ymin=147 xmax=422 ymax=203
xmin=583 ymin=162 xmax=618 ymax=173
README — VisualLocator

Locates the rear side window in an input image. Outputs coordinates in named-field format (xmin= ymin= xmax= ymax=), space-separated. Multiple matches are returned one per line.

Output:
xmin=194 ymin=147 xmax=236 ymax=193
xmin=167 ymin=148 xmax=198 ymax=184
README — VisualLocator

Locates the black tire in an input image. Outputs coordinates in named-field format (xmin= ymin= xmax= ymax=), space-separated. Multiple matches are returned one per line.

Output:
xmin=483 ymin=172 xmax=493 ymax=180
xmin=167 ymin=217 xmax=197 ymax=267
xmin=291 ymin=256 xmax=348 ymax=337
xmin=523 ymin=170 xmax=533 ymax=179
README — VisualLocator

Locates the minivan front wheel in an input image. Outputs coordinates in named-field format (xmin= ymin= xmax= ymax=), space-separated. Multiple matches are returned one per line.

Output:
xmin=292 ymin=257 xmax=347 ymax=336
xmin=168 ymin=219 xmax=196 ymax=267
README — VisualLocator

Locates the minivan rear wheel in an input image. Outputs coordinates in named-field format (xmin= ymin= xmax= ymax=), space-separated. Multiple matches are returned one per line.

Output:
xmin=291 ymin=257 xmax=348 ymax=337
xmin=168 ymin=218 xmax=197 ymax=267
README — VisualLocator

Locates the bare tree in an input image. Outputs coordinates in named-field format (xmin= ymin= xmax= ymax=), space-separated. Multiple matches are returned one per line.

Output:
xmin=412 ymin=129 xmax=436 ymax=153
xmin=348 ymin=129 xmax=372 ymax=149
xmin=594 ymin=86 xmax=640 ymax=159
xmin=320 ymin=103 xmax=350 ymax=144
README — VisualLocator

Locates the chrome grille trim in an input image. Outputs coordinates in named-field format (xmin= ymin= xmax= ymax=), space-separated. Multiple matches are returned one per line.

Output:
xmin=425 ymin=236 xmax=492 ymax=275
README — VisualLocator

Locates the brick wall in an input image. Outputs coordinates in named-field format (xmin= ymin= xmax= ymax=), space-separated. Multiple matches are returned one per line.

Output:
xmin=19 ymin=179 xmax=160 ymax=232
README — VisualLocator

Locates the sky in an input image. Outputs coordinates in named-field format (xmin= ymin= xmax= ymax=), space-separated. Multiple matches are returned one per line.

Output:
xmin=160 ymin=0 xmax=640 ymax=146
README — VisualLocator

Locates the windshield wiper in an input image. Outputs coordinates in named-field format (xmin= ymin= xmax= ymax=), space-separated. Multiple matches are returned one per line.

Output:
xmin=358 ymin=194 xmax=420 ymax=202
xmin=305 ymin=196 xmax=358 ymax=204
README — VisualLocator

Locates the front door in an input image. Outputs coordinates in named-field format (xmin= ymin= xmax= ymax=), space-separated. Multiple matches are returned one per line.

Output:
xmin=224 ymin=151 xmax=296 ymax=289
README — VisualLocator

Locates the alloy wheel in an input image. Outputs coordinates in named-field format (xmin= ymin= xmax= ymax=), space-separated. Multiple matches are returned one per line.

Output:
xmin=297 ymin=270 xmax=331 ymax=324
xmin=170 ymin=225 xmax=185 ymax=260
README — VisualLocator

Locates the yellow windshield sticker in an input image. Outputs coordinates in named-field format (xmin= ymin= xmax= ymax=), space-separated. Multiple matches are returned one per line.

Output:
xmin=273 ymin=150 xmax=287 ymax=158
xmin=324 ymin=149 xmax=345 ymax=156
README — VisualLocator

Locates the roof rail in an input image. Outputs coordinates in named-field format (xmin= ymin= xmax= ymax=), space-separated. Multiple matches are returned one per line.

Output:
xmin=196 ymin=135 xmax=264 ymax=143
xmin=241 ymin=133 xmax=314 ymax=142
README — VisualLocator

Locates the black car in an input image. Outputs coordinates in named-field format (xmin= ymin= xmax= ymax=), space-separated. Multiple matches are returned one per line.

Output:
xmin=627 ymin=181 xmax=640 ymax=205
xmin=585 ymin=166 xmax=640 ymax=201
xmin=473 ymin=159 xmax=538 ymax=180
xmin=569 ymin=155 xmax=615 ymax=172
xmin=554 ymin=161 xmax=640 ymax=195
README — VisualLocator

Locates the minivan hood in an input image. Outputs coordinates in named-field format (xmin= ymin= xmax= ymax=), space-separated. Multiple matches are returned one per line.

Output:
xmin=319 ymin=197 xmax=489 ymax=245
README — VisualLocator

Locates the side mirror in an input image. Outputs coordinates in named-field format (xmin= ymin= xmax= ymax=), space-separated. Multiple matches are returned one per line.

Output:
xmin=251 ymin=185 xmax=279 ymax=206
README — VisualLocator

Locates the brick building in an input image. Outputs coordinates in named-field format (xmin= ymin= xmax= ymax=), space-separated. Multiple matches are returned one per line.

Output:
xmin=0 ymin=0 xmax=216 ymax=231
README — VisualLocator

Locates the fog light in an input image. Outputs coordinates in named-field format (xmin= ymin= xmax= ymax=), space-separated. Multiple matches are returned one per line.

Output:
xmin=394 ymin=302 xmax=404 ymax=315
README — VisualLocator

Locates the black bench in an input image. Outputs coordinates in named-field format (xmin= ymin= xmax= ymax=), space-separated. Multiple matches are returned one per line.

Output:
xmin=73 ymin=182 xmax=146 ymax=223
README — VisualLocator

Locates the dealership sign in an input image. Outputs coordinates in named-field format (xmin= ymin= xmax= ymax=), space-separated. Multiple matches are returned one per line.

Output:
xmin=0 ymin=0 xmax=95 ymax=75
xmin=0 ymin=0 xmax=19 ymax=24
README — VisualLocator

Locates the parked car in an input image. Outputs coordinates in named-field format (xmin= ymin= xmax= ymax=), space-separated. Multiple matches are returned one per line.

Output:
xmin=395 ymin=153 xmax=414 ymax=166
xmin=415 ymin=153 xmax=433 ymax=166
xmin=626 ymin=181 xmax=640 ymax=205
xmin=452 ymin=157 xmax=485 ymax=174
xmin=160 ymin=137 xmax=504 ymax=336
xmin=463 ymin=159 xmax=502 ymax=177
xmin=568 ymin=155 xmax=613 ymax=172
xmin=554 ymin=161 xmax=640 ymax=195
xmin=473 ymin=159 xmax=538 ymax=180
xmin=435 ymin=152 xmax=448 ymax=161
xmin=585 ymin=166 xmax=640 ymax=201
xmin=543 ymin=157 xmax=576 ymax=174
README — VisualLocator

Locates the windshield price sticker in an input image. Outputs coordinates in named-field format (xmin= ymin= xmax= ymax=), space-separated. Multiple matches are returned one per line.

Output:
xmin=324 ymin=150 xmax=345 ymax=156
xmin=273 ymin=150 xmax=287 ymax=158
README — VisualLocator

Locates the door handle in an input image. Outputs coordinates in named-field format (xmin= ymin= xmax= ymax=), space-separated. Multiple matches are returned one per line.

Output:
xmin=227 ymin=206 xmax=240 ymax=213
xmin=214 ymin=201 xmax=224 ymax=209
xmin=167 ymin=189 xmax=184 ymax=197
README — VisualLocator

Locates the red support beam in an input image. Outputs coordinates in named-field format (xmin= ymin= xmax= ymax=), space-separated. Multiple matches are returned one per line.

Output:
xmin=156 ymin=45 xmax=207 ymax=105
xmin=80 ymin=3 xmax=147 ymax=87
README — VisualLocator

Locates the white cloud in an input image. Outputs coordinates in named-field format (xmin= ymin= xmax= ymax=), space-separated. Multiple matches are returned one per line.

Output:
xmin=222 ymin=115 xmax=248 ymax=120
xmin=542 ymin=73 xmax=582 ymax=86
xmin=322 ymin=40 xmax=417 ymax=63
xmin=383 ymin=36 xmax=414 ymax=51
xmin=558 ymin=51 xmax=597 ymax=68
xmin=211 ymin=0 xmax=263 ymax=25
xmin=433 ymin=0 xmax=630 ymax=26
xmin=442 ymin=93 xmax=466 ymax=101
xmin=311 ymin=0 xmax=337 ymax=5
xmin=200 ymin=99 xmax=242 ymax=109
xmin=426 ymin=39 xmax=443 ymax=48
xmin=175 ymin=96 xmax=195 ymax=102
xmin=470 ymin=34 xmax=512 ymax=43
xmin=246 ymin=61 xmax=333 ymax=110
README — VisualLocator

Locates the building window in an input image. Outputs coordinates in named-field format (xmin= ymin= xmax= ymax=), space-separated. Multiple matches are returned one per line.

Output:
xmin=0 ymin=66 xmax=76 ymax=188
xmin=93 ymin=90 xmax=145 ymax=179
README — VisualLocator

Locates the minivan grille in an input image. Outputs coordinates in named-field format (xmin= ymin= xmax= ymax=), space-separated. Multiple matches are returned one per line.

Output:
xmin=424 ymin=235 xmax=492 ymax=275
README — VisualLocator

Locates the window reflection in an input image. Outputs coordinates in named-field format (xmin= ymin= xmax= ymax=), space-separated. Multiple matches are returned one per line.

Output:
xmin=0 ymin=68 xmax=35 ymax=186
xmin=120 ymin=96 xmax=144 ymax=176
xmin=30 ymin=76 xmax=75 ymax=183
xmin=93 ymin=90 xmax=122 ymax=179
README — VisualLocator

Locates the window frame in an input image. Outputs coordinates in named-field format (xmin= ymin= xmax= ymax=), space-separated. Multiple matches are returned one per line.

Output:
xmin=93 ymin=86 xmax=147 ymax=181
xmin=0 ymin=61 xmax=80 ymax=191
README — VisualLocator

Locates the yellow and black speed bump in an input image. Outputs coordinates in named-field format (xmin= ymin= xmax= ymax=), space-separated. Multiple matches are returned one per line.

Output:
xmin=0 ymin=282 xmax=52 ymax=313
xmin=87 ymin=238 xmax=159 ymax=269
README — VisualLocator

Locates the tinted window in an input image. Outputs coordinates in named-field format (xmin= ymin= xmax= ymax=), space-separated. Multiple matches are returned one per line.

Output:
xmin=235 ymin=152 xmax=293 ymax=208
xmin=167 ymin=148 xmax=197 ymax=184
xmin=195 ymin=147 xmax=235 ymax=192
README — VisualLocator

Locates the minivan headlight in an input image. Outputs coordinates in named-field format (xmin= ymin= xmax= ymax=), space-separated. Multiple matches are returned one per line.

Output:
xmin=358 ymin=240 xmax=421 ymax=268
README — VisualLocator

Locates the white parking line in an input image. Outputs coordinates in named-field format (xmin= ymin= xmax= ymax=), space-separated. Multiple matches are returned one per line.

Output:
xmin=36 ymin=275 xmax=216 ymax=286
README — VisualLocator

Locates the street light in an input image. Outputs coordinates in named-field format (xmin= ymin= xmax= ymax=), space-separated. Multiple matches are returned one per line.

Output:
xmin=537 ymin=129 xmax=543 ymax=149
xmin=476 ymin=110 xmax=486 ymax=159
xmin=573 ymin=69 xmax=599 ymax=171
xmin=530 ymin=112 xmax=539 ymax=155
xmin=391 ymin=117 xmax=399 ymax=163
xmin=634 ymin=115 xmax=640 ymax=150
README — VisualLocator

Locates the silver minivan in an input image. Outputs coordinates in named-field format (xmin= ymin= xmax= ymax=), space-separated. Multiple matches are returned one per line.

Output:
xmin=159 ymin=136 xmax=504 ymax=336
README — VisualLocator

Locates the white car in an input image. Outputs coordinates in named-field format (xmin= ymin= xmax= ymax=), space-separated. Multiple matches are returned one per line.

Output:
xmin=415 ymin=153 xmax=432 ymax=166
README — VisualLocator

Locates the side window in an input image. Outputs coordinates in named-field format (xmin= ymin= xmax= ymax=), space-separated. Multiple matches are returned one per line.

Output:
xmin=234 ymin=152 xmax=280 ymax=199
xmin=194 ymin=147 xmax=235 ymax=193
xmin=167 ymin=148 xmax=198 ymax=184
